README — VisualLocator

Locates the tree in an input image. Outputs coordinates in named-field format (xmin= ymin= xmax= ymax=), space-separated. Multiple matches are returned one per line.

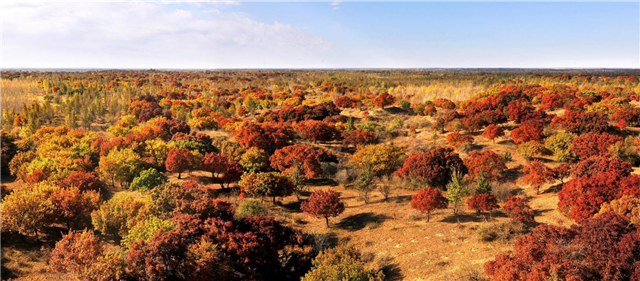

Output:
xmin=522 ymin=160 xmax=555 ymax=194
xmin=411 ymin=187 xmax=448 ymax=222
xmin=464 ymin=150 xmax=506 ymax=181
xmin=558 ymin=172 xmax=622 ymax=222
xmin=353 ymin=164 xmax=376 ymax=204
xmin=544 ymin=132 xmax=576 ymax=162
xmin=166 ymin=148 xmax=193 ymax=179
xmin=301 ymin=190 xmax=345 ymax=227
xmin=550 ymin=109 xmax=609 ymax=134
xmin=201 ymin=152 xmax=229 ymax=180
xmin=302 ymin=246 xmax=385 ymax=281
xmin=130 ymin=168 xmax=168 ymax=192
xmin=91 ymin=192 xmax=151 ymax=239
xmin=482 ymin=124 xmax=505 ymax=144
xmin=270 ymin=144 xmax=337 ymax=178
xmin=510 ymin=120 xmax=544 ymax=144
xmin=49 ymin=230 xmax=104 ymax=280
xmin=59 ymin=171 xmax=104 ymax=192
xmin=50 ymin=187 xmax=101 ymax=229
xmin=570 ymin=132 xmax=623 ymax=159
xmin=467 ymin=193 xmax=498 ymax=219
xmin=485 ymin=213 xmax=640 ymax=281
xmin=295 ymin=120 xmax=338 ymax=142
xmin=0 ymin=183 xmax=55 ymax=240
xmin=99 ymin=148 xmax=143 ymax=187
xmin=350 ymin=144 xmax=405 ymax=177
xmin=396 ymin=147 xmax=467 ymax=188
xmin=342 ymin=129 xmax=376 ymax=148
xmin=474 ymin=171 xmax=492 ymax=195
xmin=516 ymin=141 xmax=545 ymax=161
xmin=373 ymin=92 xmax=394 ymax=108
xmin=446 ymin=170 xmax=469 ymax=216
xmin=446 ymin=132 xmax=474 ymax=150
xmin=570 ymin=156 xmax=632 ymax=178
xmin=236 ymin=123 xmax=292 ymax=153
xmin=239 ymin=172 xmax=296 ymax=203
xmin=598 ymin=195 xmax=640 ymax=224
xmin=502 ymin=196 xmax=535 ymax=224
xmin=239 ymin=147 xmax=270 ymax=173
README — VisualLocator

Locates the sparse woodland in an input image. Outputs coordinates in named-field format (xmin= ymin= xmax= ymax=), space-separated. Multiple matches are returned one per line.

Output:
xmin=3 ymin=69 xmax=640 ymax=280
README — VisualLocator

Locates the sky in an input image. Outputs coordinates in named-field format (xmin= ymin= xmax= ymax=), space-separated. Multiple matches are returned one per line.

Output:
xmin=2 ymin=1 xmax=639 ymax=69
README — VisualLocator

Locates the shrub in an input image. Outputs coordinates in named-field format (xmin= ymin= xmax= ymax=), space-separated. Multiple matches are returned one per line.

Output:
xmin=130 ymin=168 xmax=168 ymax=192
xmin=502 ymin=196 xmax=535 ymax=224
xmin=302 ymin=246 xmax=385 ymax=281
xmin=235 ymin=199 xmax=269 ymax=218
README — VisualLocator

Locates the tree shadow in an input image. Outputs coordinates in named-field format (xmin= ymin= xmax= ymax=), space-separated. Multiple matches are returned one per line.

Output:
xmin=336 ymin=212 xmax=390 ymax=231
xmin=497 ymin=139 xmax=515 ymax=145
xmin=503 ymin=164 xmax=524 ymax=182
xmin=440 ymin=213 xmax=483 ymax=224
xmin=305 ymin=178 xmax=339 ymax=187
xmin=384 ymin=106 xmax=411 ymax=115
xmin=282 ymin=200 xmax=303 ymax=213
xmin=535 ymin=208 xmax=554 ymax=216
xmin=393 ymin=195 xmax=413 ymax=204
xmin=543 ymin=183 xmax=563 ymax=194
xmin=379 ymin=257 xmax=404 ymax=281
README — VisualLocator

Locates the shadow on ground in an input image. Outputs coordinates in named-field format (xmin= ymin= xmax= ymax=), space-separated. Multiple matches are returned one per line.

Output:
xmin=336 ymin=212 xmax=390 ymax=231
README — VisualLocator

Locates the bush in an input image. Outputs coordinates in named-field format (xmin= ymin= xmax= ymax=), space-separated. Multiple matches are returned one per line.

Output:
xmin=302 ymin=245 xmax=384 ymax=281
xmin=235 ymin=199 xmax=269 ymax=218
xmin=130 ymin=168 xmax=168 ymax=192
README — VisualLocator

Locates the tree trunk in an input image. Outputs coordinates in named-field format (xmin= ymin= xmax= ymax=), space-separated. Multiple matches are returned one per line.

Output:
xmin=426 ymin=211 xmax=431 ymax=222
xmin=178 ymin=172 xmax=181 ymax=179
xmin=325 ymin=217 xmax=329 ymax=227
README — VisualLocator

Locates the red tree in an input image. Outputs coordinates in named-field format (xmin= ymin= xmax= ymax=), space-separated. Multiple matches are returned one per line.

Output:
xmin=301 ymin=190 xmax=345 ymax=227
xmin=446 ymin=132 xmax=474 ymax=149
xmin=59 ymin=171 xmax=104 ymax=192
xmin=236 ymin=123 xmax=292 ymax=153
xmin=510 ymin=120 xmax=544 ymax=144
xmin=570 ymin=156 xmax=633 ymax=178
xmin=410 ymin=187 xmax=448 ymax=222
xmin=467 ymin=193 xmax=498 ymax=218
xmin=522 ymin=160 xmax=555 ymax=194
xmin=482 ymin=124 xmax=505 ymax=143
xmin=502 ymin=196 xmax=535 ymax=224
xmin=342 ymin=129 xmax=376 ymax=148
xmin=464 ymin=150 xmax=506 ymax=181
xmin=166 ymin=148 xmax=193 ymax=179
xmin=550 ymin=110 xmax=609 ymax=134
xmin=334 ymin=96 xmax=360 ymax=108
xmin=270 ymin=144 xmax=337 ymax=179
xmin=570 ymin=132 xmax=622 ymax=159
xmin=558 ymin=172 xmax=622 ymax=222
xmin=373 ymin=92 xmax=395 ymax=108
xmin=396 ymin=147 xmax=468 ymax=188
xmin=49 ymin=230 xmax=104 ymax=280
xmin=295 ymin=120 xmax=337 ymax=142
xmin=485 ymin=212 xmax=640 ymax=281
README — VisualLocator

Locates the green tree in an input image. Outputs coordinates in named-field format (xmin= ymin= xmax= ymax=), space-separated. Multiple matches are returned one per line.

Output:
xmin=130 ymin=168 xmax=168 ymax=192
xmin=446 ymin=170 xmax=468 ymax=216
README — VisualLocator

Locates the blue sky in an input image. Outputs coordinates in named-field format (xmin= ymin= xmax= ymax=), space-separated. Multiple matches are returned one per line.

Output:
xmin=2 ymin=1 xmax=638 ymax=68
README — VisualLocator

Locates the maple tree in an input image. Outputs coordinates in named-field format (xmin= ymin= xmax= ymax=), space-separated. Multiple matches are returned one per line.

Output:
xmin=482 ymin=124 xmax=504 ymax=143
xmin=570 ymin=132 xmax=623 ymax=159
xmin=341 ymin=129 xmax=376 ymax=148
xmin=570 ymin=156 xmax=633 ymax=178
xmin=270 ymin=144 xmax=337 ymax=179
xmin=464 ymin=150 xmax=506 ymax=181
xmin=236 ymin=123 xmax=293 ymax=153
xmin=239 ymin=172 xmax=296 ymax=203
xmin=502 ymin=196 xmax=535 ymax=224
xmin=58 ymin=171 xmax=104 ymax=192
xmin=446 ymin=132 xmax=474 ymax=149
xmin=396 ymin=147 xmax=467 ymax=188
xmin=467 ymin=193 xmax=498 ymax=219
xmin=373 ymin=92 xmax=395 ymax=108
xmin=510 ymin=120 xmax=544 ymax=144
xmin=522 ymin=160 xmax=555 ymax=194
xmin=295 ymin=120 xmax=338 ymax=142
xmin=350 ymin=144 xmax=405 ymax=177
xmin=49 ymin=230 xmax=105 ymax=280
xmin=485 ymin=212 xmax=640 ymax=281
xmin=301 ymin=190 xmax=345 ymax=227
xmin=49 ymin=187 xmax=101 ymax=229
xmin=550 ymin=109 xmax=609 ymax=134
xmin=165 ymin=148 xmax=194 ymax=179
xmin=0 ymin=183 xmax=56 ymax=240
xmin=410 ymin=187 xmax=448 ymax=222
